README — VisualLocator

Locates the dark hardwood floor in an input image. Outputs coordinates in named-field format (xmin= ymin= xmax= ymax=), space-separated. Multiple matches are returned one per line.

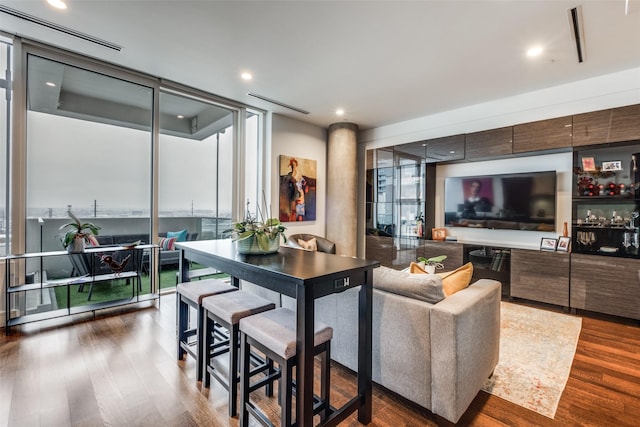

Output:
xmin=1 ymin=294 xmax=638 ymax=426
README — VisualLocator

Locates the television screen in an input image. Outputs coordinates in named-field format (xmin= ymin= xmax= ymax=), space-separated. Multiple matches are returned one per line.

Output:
xmin=444 ymin=171 xmax=557 ymax=231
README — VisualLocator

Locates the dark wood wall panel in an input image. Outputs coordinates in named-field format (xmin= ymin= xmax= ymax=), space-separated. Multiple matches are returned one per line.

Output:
xmin=510 ymin=249 xmax=570 ymax=306
xmin=513 ymin=116 xmax=573 ymax=153
xmin=570 ymin=253 xmax=640 ymax=320
xmin=573 ymin=104 xmax=640 ymax=147
xmin=465 ymin=126 xmax=513 ymax=160
xmin=572 ymin=109 xmax=613 ymax=147
xmin=425 ymin=134 xmax=465 ymax=163
xmin=610 ymin=104 xmax=640 ymax=142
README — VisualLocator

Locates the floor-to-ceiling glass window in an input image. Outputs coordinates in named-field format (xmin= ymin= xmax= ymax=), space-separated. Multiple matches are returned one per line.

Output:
xmin=24 ymin=53 xmax=153 ymax=307
xmin=4 ymin=38 xmax=265 ymax=321
xmin=26 ymin=54 xmax=153 ymax=244
xmin=244 ymin=110 xmax=261 ymax=217
xmin=157 ymin=90 xmax=235 ymax=287
xmin=0 ymin=38 xmax=11 ymax=257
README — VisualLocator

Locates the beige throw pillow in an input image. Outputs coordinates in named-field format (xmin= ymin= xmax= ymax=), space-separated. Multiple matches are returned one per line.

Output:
xmin=298 ymin=237 xmax=317 ymax=251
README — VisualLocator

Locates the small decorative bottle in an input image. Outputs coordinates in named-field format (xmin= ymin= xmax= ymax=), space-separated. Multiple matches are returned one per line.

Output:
xmin=563 ymin=222 xmax=568 ymax=237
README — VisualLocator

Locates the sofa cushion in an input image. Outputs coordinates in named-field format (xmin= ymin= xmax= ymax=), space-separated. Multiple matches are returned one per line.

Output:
xmin=87 ymin=234 xmax=100 ymax=247
xmin=297 ymin=237 xmax=317 ymax=251
xmin=167 ymin=229 xmax=188 ymax=242
xmin=159 ymin=236 xmax=177 ymax=251
xmin=437 ymin=262 xmax=474 ymax=296
xmin=373 ymin=265 xmax=445 ymax=304
xmin=96 ymin=235 xmax=115 ymax=245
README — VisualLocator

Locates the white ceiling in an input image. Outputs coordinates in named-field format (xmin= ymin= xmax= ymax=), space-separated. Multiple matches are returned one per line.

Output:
xmin=2 ymin=0 xmax=640 ymax=131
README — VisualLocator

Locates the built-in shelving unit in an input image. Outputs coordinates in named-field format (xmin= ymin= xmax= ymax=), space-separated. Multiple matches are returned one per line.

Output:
xmin=363 ymin=103 xmax=640 ymax=321
xmin=572 ymin=142 xmax=640 ymax=259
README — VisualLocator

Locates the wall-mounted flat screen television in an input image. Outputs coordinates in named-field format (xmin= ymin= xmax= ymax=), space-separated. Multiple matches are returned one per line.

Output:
xmin=444 ymin=171 xmax=557 ymax=231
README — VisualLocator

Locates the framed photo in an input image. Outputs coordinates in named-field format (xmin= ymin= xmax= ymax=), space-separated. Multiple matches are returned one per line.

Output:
xmin=540 ymin=237 xmax=558 ymax=251
xmin=602 ymin=160 xmax=622 ymax=171
xmin=557 ymin=236 xmax=571 ymax=252
xmin=432 ymin=228 xmax=447 ymax=241
xmin=581 ymin=157 xmax=596 ymax=172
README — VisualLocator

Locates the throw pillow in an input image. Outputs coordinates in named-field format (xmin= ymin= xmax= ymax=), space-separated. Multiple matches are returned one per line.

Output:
xmin=373 ymin=265 xmax=445 ymax=304
xmin=437 ymin=262 xmax=474 ymax=297
xmin=167 ymin=229 xmax=188 ymax=242
xmin=86 ymin=234 xmax=100 ymax=247
xmin=297 ymin=237 xmax=317 ymax=251
xmin=159 ymin=237 xmax=177 ymax=251
xmin=409 ymin=262 xmax=427 ymax=274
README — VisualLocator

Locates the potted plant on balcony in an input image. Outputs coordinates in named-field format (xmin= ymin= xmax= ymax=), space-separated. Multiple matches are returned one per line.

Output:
xmin=231 ymin=199 xmax=287 ymax=255
xmin=417 ymin=255 xmax=447 ymax=274
xmin=59 ymin=208 xmax=101 ymax=253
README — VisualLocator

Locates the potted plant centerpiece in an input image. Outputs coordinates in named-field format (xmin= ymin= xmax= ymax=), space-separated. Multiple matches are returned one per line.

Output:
xmin=417 ymin=255 xmax=447 ymax=274
xmin=232 ymin=200 xmax=286 ymax=255
xmin=59 ymin=208 xmax=101 ymax=253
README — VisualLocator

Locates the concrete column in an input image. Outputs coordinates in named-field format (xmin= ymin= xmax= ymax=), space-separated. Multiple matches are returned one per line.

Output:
xmin=326 ymin=122 xmax=358 ymax=257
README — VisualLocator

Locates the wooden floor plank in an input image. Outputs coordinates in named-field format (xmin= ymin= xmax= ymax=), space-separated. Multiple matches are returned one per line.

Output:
xmin=1 ymin=294 xmax=639 ymax=426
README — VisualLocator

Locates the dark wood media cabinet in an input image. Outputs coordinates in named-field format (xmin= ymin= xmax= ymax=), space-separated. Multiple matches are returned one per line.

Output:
xmin=420 ymin=240 xmax=639 ymax=321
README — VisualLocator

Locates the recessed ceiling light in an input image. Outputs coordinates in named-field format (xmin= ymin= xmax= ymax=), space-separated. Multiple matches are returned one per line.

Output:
xmin=241 ymin=72 xmax=253 ymax=81
xmin=336 ymin=109 xmax=345 ymax=116
xmin=177 ymin=115 xmax=184 ymax=119
xmin=45 ymin=82 xmax=56 ymax=87
xmin=449 ymin=150 xmax=456 ymax=154
xmin=526 ymin=46 xmax=544 ymax=57
xmin=47 ymin=0 xmax=67 ymax=10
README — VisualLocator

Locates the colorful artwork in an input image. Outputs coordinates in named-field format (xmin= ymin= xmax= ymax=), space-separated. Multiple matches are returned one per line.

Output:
xmin=279 ymin=155 xmax=317 ymax=222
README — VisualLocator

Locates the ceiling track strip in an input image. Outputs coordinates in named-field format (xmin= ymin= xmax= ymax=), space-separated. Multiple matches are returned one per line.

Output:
xmin=568 ymin=6 xmax=585 ymax=63
xmin=247 ymin=92 xmax=310 ymax=115
xmin=0 ymin=5 xmax=122 ymax=51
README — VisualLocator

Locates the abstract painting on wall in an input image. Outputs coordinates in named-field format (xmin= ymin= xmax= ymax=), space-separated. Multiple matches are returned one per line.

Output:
xmin=279 ymin=155 xmax=317 ymax=222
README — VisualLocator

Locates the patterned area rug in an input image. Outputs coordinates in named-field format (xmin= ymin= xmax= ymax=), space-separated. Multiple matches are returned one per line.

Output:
xmin=481 ymin=301 xmax=582 ymax=418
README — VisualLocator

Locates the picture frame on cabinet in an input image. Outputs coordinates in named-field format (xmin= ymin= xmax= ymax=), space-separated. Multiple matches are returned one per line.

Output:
xmin=540 ymin=237 xmax=558 ymax=251
xmin=432 ymin=228 xmax=447 ymax=241
xmin=602 ymin=160 xmax=622 ymax=171
xmin=557 ymin=236 xmax=571 ymax=252
xmin=581 ymin=157 xmax=596 ymax=171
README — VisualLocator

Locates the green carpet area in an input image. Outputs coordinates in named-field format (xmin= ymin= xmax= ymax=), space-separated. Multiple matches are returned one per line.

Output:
xmin=52 ymin=265 xmax=228 ymax=308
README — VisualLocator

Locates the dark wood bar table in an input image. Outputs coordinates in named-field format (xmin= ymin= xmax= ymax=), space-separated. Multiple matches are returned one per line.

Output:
xmin=175 ymin=239 xmax=379 ymax=426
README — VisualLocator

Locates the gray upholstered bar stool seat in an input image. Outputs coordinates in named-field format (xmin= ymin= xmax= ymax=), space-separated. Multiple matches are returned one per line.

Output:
xmin=239 ymin=307 xmax=333 ymax=427
xmin=202 ymin=290 xmax=276 ymax=417
xmin=176 ymin=278 xmax=237 ymax=381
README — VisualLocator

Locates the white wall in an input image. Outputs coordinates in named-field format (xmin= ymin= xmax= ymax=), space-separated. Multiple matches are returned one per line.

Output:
xmin=436 ymin=153 xmax=572 ymax=250
xmin=270 ymin=114 xmax=327 ymax=237
xmin=360 ymin=67 xmax=640 ymax=250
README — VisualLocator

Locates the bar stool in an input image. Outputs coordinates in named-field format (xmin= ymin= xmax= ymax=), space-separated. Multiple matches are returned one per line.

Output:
xmin=176 ymin=278 xmax=237 ymax=381
xmin=239 ymin=307 xmax=333 ymax=427
xmin=202 ymin=290 xmax=276 ymax=416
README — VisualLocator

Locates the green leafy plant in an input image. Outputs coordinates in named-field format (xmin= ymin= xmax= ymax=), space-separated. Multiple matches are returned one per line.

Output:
xmin=417 ymin=255 xmax=447 ymax=270
xmin=231 ymin=198 xmax=286 ymax=252
xmin=59 ymin=208 xmax=101 ymax=249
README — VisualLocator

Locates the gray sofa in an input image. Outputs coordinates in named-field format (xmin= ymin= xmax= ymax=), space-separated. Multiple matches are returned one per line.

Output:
xmin=317 ymin=278 xmax=501 ymax=423
xmin=95 ymin=232 xmax=198 ymax=269
xmin=242 ymin=274 xmax=501 ymax=424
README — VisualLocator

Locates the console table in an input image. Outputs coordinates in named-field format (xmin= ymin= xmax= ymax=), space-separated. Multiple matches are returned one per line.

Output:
xmin=176 ymin=239 xmax=379 ymax=426
xmin=3 ymin=244 xmax=157 ymax=334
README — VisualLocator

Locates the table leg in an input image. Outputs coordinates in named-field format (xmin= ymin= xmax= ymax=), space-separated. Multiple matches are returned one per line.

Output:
xmin=296 ymin=284 xmax=315 ymax=427
xmin=358 ymin=272 xmax=373 ymax=424
xmin=178 ymin=249 xmax=190 ymax=283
